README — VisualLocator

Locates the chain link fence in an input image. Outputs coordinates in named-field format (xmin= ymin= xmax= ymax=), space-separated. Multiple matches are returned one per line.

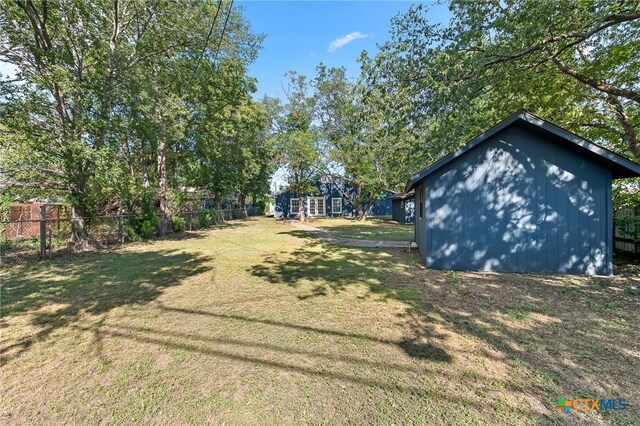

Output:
xmin=0 ymin=207 xmax=262 ymax=267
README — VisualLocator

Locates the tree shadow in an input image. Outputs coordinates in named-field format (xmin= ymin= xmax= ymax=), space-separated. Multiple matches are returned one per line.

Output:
xmin=0 ymin=249 xmax=211 ymax=364
xmin=248 ymin=240 xmax=451 ymax=362
xmin=247 ymin=238 xmax=640 ymax=422
xmin=168 ymin=221 xmax=248 ymax=239
xmin=423 ymin=270 xmax=640 ymax=422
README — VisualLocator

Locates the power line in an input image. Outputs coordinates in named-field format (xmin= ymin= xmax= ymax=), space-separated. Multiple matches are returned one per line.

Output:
xmin=192 ymin=0 xmax=224 ymax=78
xmin=213 ymin=0 xmax=234 ymax=67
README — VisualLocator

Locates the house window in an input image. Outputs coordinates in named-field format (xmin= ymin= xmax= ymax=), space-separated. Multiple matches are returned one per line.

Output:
xmin=332 ymin=198 xmax=342 ymax=214
xmin=290 ymin=198 xmax=300 ymax=215
xmin=418 ymin=187 xmax=423 ymax=219
xmin=308 ymin=197 xmax=325 ymax=216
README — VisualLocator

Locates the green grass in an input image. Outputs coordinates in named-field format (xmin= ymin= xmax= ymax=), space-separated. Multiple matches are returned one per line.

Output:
xmin=503 ymin=302 xmax=546 ymax=320
xmin=1 ymin=218 xmax=639 ymax=425
xmin=312 ymin=217 xmax=414 ymax=241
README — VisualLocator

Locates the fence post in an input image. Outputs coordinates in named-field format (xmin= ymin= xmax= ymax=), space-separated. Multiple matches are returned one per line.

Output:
xmin=119 ymin=216 xmax=124 ymax=244
xmin=39 ymin=205 xmax=46 ymax=259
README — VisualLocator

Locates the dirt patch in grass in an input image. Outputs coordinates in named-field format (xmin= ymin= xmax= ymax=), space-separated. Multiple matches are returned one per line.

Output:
xmin=1 ymin=218 xmax=638 ymax=425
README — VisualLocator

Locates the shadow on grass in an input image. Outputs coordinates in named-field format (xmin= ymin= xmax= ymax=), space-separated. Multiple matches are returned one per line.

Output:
xmin=158 ymin=304 xmax=449 ymax=363
xmin=72 ymin=322 xmax=487 ymax=411
xmin=0 ymin=249 xmax=211 ymax=364
xmin=249 ymin=239 xmax=450 ymax=362
xmin=175 ymin=220 xmax=248 ymax=234
xmin=247 ymin=238 xmax=640 ymax=422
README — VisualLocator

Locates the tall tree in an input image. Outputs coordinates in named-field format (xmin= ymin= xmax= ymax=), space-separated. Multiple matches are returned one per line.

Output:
xmin=273 ymin=72 xmax=321 ymax=222
xmin=314 ymin=59 xmax=420 ymax=220
xmin=0 ymin=0 xmax=265 ymax=243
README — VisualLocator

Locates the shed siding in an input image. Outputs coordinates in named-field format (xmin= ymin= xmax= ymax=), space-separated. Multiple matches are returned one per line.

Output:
xmin=421 ymin=124 xmax=612 ymax=275
xmin=415 ymin=184 xmax=426 ymax=259
xmin=392 ymin=197 xmax=415 ymax=223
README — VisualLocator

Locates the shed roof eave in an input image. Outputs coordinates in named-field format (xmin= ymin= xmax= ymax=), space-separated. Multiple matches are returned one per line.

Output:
xmin=405 ymin=110 xmax=640 ymax=191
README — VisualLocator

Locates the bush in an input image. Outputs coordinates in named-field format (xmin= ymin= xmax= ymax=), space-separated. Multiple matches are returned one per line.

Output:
xmin=198 ymin=210 xmax=214 ymax=227
xmin=172 ymin=216 xmax=186 ymax=232
xmin=125 ymin=224 xmax=141 ymax=241
xmin=253 ymin=200 xmax=266 ymax=214
xmin=127 ymin=192 xmax=159 ymax=239
xmin=140 ymin=219 xmax=157 ymax=239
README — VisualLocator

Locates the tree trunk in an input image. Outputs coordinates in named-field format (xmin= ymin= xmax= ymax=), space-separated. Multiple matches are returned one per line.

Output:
xmin=299 ymin=194 xmax=306 ymax=222
xmin=141 ymin=141 xmax=150 ymax=189
xmin=70 ymin=204 xmax=91 ymax=250
xmin=358 ymin=200 xmax=373 ymax=221
xmin=606 ymin=95 xmax=640 ymax=160
xmin=157 ymin=137 xmax=172 ymax=235
xmin=238 ymin=193 xmax=246 ymax=209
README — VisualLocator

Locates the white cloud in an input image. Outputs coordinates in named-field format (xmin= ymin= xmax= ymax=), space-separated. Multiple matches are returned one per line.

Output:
xmin=327 ymin=31 xmax=369 ymax=53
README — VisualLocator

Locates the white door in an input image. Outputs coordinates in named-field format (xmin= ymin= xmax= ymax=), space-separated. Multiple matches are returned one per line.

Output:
xmin=308 ymin=197 xmax=325 ymax=216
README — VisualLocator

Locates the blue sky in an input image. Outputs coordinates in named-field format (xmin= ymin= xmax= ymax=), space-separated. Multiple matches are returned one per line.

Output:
xmin=237 ymin=1 xmax=451 ymax=189
xmin=238 ymin=1 xmax=451 ymax=99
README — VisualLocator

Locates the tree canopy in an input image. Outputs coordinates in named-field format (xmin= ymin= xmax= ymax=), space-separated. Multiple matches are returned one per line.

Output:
xmin=0 ymin=0 xmax=273 ymax=243
xmin=379 ymin=0 xmax=640 ymax=161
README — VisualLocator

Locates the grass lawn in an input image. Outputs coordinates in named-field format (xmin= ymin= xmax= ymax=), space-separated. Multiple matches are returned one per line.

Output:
xmin=1 ymin=217 xmax=639 ymax=425
xmin=312 ymin=217 xmax=414 ymax=241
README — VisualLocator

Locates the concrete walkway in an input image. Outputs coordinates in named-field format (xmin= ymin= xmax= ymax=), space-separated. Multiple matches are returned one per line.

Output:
xmin=291 ymin=222 xmax=417 ymax=249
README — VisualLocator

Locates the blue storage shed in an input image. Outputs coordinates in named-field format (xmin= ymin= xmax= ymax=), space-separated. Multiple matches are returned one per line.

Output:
xmin=389 ymin=190 xmax=415 ymax=223
xmin=406 ymin=110 xmax=640 ymax=275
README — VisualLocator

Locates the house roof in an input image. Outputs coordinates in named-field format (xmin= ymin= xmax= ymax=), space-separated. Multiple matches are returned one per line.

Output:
xmin=405 ymin=110 xmax=640 ymax=192
xmin=387 ymin=189 xmax=415 ymax=200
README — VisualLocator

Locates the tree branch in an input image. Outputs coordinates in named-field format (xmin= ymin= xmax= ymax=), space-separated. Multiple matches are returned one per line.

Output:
xmin=605 ymin=95 xmax=640 ymax=159
xmin=551 ymin=56 xmax=640 ymax=104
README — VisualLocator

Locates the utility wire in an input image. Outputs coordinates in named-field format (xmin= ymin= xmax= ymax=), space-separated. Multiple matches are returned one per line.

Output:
xmin=213 ymin=0 xmax=234 ymax=67
xmin=191 ymin=0 xmax=224 ymax=79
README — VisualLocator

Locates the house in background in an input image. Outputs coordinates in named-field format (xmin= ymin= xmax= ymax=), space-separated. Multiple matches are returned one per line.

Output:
xmin=389 ymin=190 xmax=415 ymax=223
xmin=275 ymin=179 xmax=393 ymax=219
xmin=406 ymin=110 xmax=640 ymax=275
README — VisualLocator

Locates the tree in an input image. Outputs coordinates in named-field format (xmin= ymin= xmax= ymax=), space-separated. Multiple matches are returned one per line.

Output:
xmin=272 ymin=72 xmax=321 ymax=222
xmin=0 ymin=0 xmax=266 ymax=243
xmin=314 ymin=59 xmax=421 ymax=220
xmin=185 ymin=59 xmax=274 ymax=209
xmin=381 ymin=0 xmax=640 ymax=161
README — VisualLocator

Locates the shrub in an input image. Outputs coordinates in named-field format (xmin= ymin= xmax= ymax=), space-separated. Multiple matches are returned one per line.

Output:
xmin=253 ymin=200 xmax=266 ymax=214
xmin=127 ymin=192 xmax=159 ymax=238
xmin=172 ymin=216 xmax=186 ymax=232
xmin=140 ymin=219 xmax=157 ymax=239
xmin=198 ymin=210 xmax=214 ymax=227
xmin=125 ymin=224 xmax=141 ymax=241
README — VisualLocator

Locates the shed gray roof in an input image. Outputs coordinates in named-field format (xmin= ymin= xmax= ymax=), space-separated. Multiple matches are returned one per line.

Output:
xmin=406 ymin=110 xmax=640 ymax=192
xmin=387 ymin=189 xmax=415 ymax=200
